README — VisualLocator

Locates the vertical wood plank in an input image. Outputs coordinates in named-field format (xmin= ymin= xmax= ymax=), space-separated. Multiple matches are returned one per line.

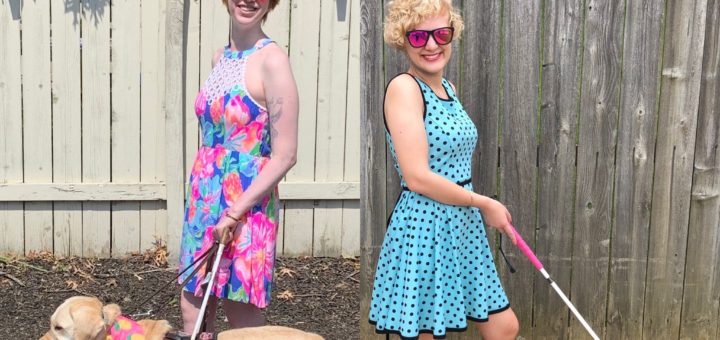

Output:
xmin=498 ymin=1 xmax=541 ymax=338
xmin=200 ymin=0 xmax=229 ymax=83
xmin=678 ymin=0 xmax=720 ymax=338
xmin=643 ymin=0 xmax=708 ymax=338
xmin=570 ymin=1 xmax=625 ymax=338
xmin=263 ymin=0 xmax=291 ymax=52
xmin=111 ymin=0 xmax=142 ymax=256
xmin=360 ymin=0 xmax=388 ymax=338
xmin=443 ymin=0 xmax=462 ymax=87
xmin=140 ymin=0 xmax=168 ymax=251
xmin=535 ymin=0 xmax=584 ymax=338
xmin=82 ymin=1 xmax=113 ymax=257
xmin=0 ymin=4 xmax=24 ymax=255
xmin=276 ymin=202 xmax=285 ymax=255
xmin=606 ymin=1 xmax=664 ymax=339
xmin=21 ymin=0 xmax=53 ymax=253
xmin=462 ymin=0 xmax=502 ymax=253
xmin=283 ymin=0 xmax=322 ymax=256
xmin=313 ymin=0 xmax=351 ymax=256
xmin=51 ymin=0 xmax=83 ymax=257
xmin=165 ymin=0 xmax=187 ymax=263
xmin=342 ymin=0 xmax=361 ymax=257
xmin=185 ymin=0 xmax=201 ymax=181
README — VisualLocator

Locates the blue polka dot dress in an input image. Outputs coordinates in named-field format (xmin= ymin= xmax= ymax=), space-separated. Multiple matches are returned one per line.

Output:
xmin=369 ymin=74 xmax=510 ymax=339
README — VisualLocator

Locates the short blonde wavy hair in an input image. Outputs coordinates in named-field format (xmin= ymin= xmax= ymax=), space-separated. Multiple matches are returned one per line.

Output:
xmin=384 ymin=0 xmax=464 ymax=49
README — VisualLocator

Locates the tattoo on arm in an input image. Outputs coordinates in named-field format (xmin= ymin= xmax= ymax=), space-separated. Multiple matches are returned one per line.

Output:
xmin=267 ymin=97 xmax=284 ymax=141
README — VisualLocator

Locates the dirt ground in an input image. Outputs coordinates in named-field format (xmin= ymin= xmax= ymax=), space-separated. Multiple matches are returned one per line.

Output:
xmin=0 ymin=245 xmax=359 ymax=339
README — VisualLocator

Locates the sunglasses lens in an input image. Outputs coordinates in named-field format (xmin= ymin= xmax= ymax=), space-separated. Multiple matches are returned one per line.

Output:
xmin=434 ymin=28 xmax=453 ymax=45
xmin=407 ymin=31 xmax=429 ymax=47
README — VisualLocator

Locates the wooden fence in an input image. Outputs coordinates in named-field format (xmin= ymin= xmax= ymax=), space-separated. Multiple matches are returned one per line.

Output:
xmin=360 ymin=0 xmax=720 ymax=339
xmin=0 ymin=0 xmax=360 ymax=259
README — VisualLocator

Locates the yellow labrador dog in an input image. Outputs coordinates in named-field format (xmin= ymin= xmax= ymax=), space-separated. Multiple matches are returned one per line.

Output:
xmin=41 ymin=296 xmax=323 ymax=340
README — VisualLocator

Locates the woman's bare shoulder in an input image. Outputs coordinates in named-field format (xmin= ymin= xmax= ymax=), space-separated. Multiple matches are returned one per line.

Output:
xmin=211 ymin=47 xmax=224 ymax=67
xmin=260 ymin=43 xmax=291 ymax=69
xmin=386 ymin=73 xmax=421 ymax=101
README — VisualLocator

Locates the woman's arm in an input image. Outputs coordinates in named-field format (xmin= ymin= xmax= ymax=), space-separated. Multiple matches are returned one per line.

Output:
xmin=386 ymin=75 xmax=516 ymax=244
xmin=215 ymin=47 xmax=299 ymax=243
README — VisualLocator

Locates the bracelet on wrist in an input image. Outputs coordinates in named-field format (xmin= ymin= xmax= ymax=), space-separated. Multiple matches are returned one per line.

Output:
xmin=225 ymin=210 xmax=241 ymax=222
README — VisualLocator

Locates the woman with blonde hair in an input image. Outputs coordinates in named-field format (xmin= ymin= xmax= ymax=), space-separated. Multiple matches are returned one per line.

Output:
xmin=177 ymin=0 xmax=298 ymax=333
xmin=369 ymin=0 xmax=520 ymax=339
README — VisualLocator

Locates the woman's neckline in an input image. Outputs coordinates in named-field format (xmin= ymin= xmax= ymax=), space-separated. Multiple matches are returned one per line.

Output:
xmin=224 ymin=38 xmax=273 ymax=59
xmin=408 ymin=73 xmax=453 ymax=102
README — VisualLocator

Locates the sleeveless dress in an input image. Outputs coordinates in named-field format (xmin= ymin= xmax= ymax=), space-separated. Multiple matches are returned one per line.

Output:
xmin=178 ymin=38 xmax=278 ymax=308
xmin=369 ymin=74 xmax=510 ymax=339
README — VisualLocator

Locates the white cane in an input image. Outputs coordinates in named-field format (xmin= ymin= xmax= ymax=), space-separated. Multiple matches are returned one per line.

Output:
xmin=191 ymin=242 xmax=225 ymax=340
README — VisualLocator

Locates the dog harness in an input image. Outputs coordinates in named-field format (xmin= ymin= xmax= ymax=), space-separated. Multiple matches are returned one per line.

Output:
xmin=107 ymin=315 xmax=145 ymax=340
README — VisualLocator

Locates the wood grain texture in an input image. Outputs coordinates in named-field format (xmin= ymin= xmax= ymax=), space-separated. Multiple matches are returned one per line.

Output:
xmin=284 ymin=0 xmax=323 ymax=257
xmin=140 ymin=0 xmax=168 ymax=251
xmin=262 ymin=0 xmax=291 ymax=52
xmin=165 ymin=0 xmax=187 ymax=263
xmin=498 ymin=1 xmax=541 ymax=338
xmin=111 ymin=0 xmax=142 ymax=257
xmin=570 ymin=1 xmax=625 ymax=338
xmin=81 ymin=1 xmax=112 ymax=257
xmin=342 ymin=0 xmax=361 ymax=257
xmin=678 ymin=0 xmax=720 ymax=338
xmin=313 ymin=0 xmax=352 ymax=256
xmin=360 ymin=0 xmax=388 ymax=338
xmin=606 ymin=1 xmax=664 ymax=339
xmin=21 ymin=0 xmax=53 ymax=253
xmin=51 ymin=0 xmax=83 ymax=257
xmin=184 ymin=0 xmax=201 ymax=181
xmin=463 ymin=0 xmax=502 ymax=200
xmin=535 ymin=0 xmax=584 ymax=338
xmin=0 ymin=2 xmax=24 ymax=255
xmin=643 ymin=0 xmax=708 ymax=338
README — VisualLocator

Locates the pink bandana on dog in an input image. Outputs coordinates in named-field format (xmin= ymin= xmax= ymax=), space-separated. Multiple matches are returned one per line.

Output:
xmin=106 ymin=315 xmax=145 ymax=340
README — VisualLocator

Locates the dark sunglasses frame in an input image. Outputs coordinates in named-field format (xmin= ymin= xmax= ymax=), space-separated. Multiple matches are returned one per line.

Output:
xmin=405 ymin=26 xmax=455 ymax=48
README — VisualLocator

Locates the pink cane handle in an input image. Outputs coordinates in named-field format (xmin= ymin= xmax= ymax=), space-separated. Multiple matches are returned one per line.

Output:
xmin=509 ymin=224 xmax=544 ymax=271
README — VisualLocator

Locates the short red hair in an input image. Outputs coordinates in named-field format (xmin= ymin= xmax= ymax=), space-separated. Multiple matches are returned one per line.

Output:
xmin=222 ymin=0 xmax=281 ymax=21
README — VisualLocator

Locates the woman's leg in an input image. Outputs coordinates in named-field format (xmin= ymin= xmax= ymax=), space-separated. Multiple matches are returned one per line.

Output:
xmin=222 ymin=299 xmax=265 ymax=328
xmin=476 ymin=308 xmax=520 ymax=340
xmin=180 ymin=290 xmax=219 ymax=333
xmin=419 ymin=333 xmax=435 ymax=340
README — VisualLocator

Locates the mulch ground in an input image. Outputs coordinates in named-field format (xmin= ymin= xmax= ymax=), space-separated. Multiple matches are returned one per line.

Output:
xmin=0 ymin=245 xmax=359 ymax=339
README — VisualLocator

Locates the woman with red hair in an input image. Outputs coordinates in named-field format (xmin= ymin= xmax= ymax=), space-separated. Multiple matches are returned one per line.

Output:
xmin=177 ymin=0 xmax=298 ymax=334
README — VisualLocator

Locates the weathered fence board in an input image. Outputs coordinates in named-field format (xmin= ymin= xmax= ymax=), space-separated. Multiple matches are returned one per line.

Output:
xmin=111 ymin=0 xmax=142 ymax=256
xmin=0 ymin=1 xmax=24 ymax=255
xmin=313 ymin=0 xmax=351 ymax=257
xmin=140 ymin=0 xmax=168 ymax=251
xmin=342 ymin=0 xmax=362 ymax=257
xmin=679 ymin=0 xmax=720 ymax=338
xmin=644 ymin=0 xmax=708 ymax=338
xmin=165 ymin=0 xmax=186 ymax=261
xmin=359 ymin=0 xmax=388 ymax=338
xmin=282 ymin=0 xmax=322 ymax=256
xmin=498 ymin=1 xmax=541 ymax=338
xmin=606 ymin=0 xmax=664 ymax=339
xmin=570 ymin=1 xmax=625 ymax=338
xmin=21 ymin=0 xmax=53 ymax=253
xmin=535 ymin=0 xmax=584 ymax=338
xmin=51 ymin=0 xmax=83 ymax=257
xmin=81 ymin=3 xmax=113 ymax=257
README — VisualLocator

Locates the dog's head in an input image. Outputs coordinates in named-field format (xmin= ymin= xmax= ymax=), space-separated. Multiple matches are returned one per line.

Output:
xmin=40 ymin=296 xmax=121 ymax=340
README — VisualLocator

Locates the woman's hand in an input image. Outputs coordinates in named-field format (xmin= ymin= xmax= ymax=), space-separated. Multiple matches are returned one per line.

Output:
xmin=213 ymin=212 xmax=246 ymax=245
xmin=478 ymin=197 xmax=517 ymax=245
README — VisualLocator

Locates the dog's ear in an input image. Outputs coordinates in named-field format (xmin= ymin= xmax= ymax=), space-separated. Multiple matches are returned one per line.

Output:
xmin=102 ymin=304 xmax=122 ymax=326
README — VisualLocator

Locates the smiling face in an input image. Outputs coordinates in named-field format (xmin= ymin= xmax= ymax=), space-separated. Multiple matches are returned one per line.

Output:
xmin=404 ymin=12 xmax=453 ymax=77
xmin=225 ymin=0 xmax=271 ymax=27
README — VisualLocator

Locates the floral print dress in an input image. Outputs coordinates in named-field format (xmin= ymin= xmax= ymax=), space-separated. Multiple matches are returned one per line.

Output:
xmin=178 ymin=38 xmax=278 ymax=308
